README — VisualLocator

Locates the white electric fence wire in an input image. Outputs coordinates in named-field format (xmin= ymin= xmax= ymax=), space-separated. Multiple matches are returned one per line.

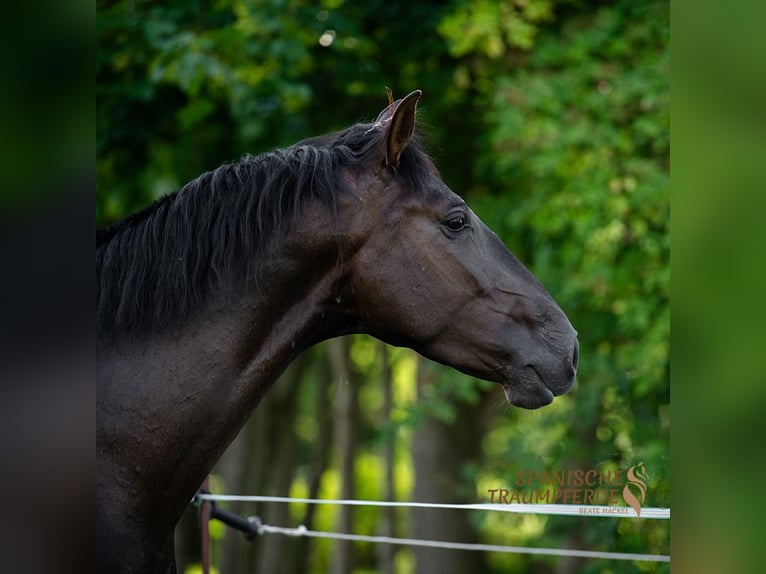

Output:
xmin=195 ymin=494 xmax=671 ymax=520
xmin=196 ymin=494 xmax=670 ymax=562
xmin=255 ymin=523 xmax=670 ymax=563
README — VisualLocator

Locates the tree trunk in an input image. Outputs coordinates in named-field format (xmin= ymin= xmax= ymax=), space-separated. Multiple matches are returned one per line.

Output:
xmin=296 ymin=345 xmax=334 ymax=573
xmin=411 ymin=357 xmax=485 ymax=574
xmin=376 ymin=342 xmax=396 ymax=574
xmin=328 ymin=337 xmax=359 ymax=574
xmin=554 ymin=531 xmax=586 ymax=574
xmin=217 ymin=423 xmax=249 ymax=574
xmin=256 ymin=354 xmax=308 ymax=574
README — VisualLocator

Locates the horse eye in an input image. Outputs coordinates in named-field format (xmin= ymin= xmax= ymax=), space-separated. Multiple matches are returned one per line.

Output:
xmin=445 ymin=215 xmax=467 ymax=232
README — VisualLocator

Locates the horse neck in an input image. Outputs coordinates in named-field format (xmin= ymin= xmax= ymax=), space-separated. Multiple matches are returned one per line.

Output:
xmin=97 ymin=239 xmax=350 ymax=536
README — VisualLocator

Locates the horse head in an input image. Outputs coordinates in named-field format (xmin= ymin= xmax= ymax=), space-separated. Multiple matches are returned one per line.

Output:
xmin=331 ymin=91 xmax=578 ymax=408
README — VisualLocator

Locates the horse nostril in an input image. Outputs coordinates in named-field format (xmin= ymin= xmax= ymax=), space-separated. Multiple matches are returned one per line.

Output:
xmin=572 ymin=339 xmax=579 ymax=372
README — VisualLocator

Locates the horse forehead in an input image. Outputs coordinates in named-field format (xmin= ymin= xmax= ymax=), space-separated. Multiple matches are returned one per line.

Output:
xmin=340 ymin=168 xmax=369 ymax=190
xmin=339 ymin=164 xmax=452 ymax=204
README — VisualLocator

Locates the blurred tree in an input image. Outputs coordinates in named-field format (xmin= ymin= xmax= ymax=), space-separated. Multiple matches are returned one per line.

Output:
xmin=375 ymin=342 xmax=396 ymax=574
xmin=411 ymin=359 xmax=486 ymax=574
xmin=328 ymin=337 xmax=361 ymax=574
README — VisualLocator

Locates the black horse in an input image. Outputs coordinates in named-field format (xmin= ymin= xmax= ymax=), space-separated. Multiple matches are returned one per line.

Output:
xmin=97 ymin=91 xmax=578 ymax=572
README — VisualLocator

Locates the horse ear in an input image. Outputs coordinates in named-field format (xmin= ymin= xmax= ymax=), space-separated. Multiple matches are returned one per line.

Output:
xmin=385 ymin=89 xmax=422 ymax=167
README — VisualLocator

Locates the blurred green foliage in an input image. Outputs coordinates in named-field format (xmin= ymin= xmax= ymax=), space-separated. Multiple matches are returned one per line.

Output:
xmin=98 ymin=1 xmax=669 ymax=572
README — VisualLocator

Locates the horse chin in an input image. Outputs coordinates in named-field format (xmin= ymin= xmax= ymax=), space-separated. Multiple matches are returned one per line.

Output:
xmin=498 ymin=360 xmax=576 ymax=409
xmin=501 ymin=382 xmax=555 ymax=409
xmin=500 ymin=365 xmax=559 ymax=409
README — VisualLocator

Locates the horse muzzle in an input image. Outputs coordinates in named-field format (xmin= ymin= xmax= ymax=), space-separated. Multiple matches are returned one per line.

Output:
xmin=501 ymin=337 xmax=579 ymax=409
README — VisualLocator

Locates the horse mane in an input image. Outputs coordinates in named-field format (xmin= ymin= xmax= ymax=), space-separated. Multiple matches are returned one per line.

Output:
xmin=97 ymin=119 xmax=436 ymax=338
